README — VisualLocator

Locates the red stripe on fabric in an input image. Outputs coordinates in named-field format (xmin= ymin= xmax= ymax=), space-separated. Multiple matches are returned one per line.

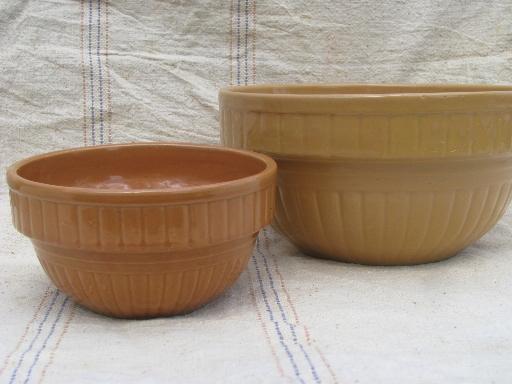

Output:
xmin=251 ymin=0 xmax=256 ymax=84
xmin=229 ymin=0 xmax=234 ymax=85
xmin=263 ymin=230 xmax=339 ymax=384
xmin=36 ymin=303 xmax=77 ymax=384
xmin=80 ymin=0 xmax=88 ymax=146
xmin=104 ymin=0 xmax=113 ymax=143
xmin=248 ymin=269 xmax=293 ymax=382
xmin=0 ymin=287 xmax=52 ymax=377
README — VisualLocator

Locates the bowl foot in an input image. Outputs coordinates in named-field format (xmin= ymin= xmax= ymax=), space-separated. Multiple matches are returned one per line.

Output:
xmin=32 ymin=237 xmax=255 ymax=318
xmin=297 ymin=246 xmax=465 ymax=266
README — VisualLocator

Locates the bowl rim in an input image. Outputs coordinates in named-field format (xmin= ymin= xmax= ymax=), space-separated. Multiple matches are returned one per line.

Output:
xmin=220 ymin=83 xmax=512 ymax=97
xmin=6 ymin=142 xmax=277 ymax=204
xmin=219 ymin=83 xmax=512 ymax=114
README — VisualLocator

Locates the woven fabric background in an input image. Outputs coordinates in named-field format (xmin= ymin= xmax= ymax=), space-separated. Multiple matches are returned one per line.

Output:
xmin=1 ymin=1 xmax=512 ymax=383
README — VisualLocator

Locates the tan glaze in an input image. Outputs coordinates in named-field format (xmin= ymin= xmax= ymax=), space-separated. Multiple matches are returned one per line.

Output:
xmin=219 ymin=84 xmax=512 ymax=265
xmin=7 ymin=143 xmax=276 ymax=318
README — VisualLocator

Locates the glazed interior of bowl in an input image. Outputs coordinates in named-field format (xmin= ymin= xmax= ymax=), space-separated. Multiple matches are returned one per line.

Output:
xmin=15 ymin=144 xmax=268 ymax=191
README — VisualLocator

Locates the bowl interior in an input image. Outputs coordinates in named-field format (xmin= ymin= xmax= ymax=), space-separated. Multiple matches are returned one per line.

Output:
xmin=228 ymin=84 xmax=512 ymax=95
xmin=16 ymin=144 xmax=267 ymax=190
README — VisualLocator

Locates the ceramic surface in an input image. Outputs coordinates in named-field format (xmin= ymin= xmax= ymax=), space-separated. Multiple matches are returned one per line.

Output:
xmin=220 ymin=84 xmax=512 ymax=265
xmin=7 ymin=143 xmax=276 ymax=318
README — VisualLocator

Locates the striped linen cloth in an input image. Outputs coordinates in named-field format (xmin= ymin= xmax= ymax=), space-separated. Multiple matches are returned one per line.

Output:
xmin=1 ymin=1 xmax=512 ymax=383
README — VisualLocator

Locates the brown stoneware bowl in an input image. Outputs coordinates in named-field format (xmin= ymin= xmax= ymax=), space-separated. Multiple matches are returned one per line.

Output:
xmin=7 ymin=143 xmax=276 ymax=318
xmin=220 ymin=84 xmax=512 ymax=265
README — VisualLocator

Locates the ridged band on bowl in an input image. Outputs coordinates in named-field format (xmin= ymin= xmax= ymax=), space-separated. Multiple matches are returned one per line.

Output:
xmin=9 ymin=187 xmax=274 ymax=252
xmin=219 ymin=84 xmax=512 ymax=160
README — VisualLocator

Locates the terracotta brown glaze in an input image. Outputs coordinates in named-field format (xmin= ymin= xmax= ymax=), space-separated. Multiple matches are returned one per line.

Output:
xmin=220 ymin=84 xmax=512 ymax=265
xmin=7 ymin=143 xmax=277 ymax=318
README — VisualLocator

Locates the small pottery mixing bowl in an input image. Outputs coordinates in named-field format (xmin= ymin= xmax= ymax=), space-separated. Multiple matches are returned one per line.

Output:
xmin=220 ymin=84 xmax=512 ymax=265
xmin=7 ymin=143 xmax=276 ymax=318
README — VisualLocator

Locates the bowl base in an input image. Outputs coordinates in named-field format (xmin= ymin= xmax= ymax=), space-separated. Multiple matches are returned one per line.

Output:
xmin=32 ymin=236 xmax=255 ymax=318
xmin=297 ymin=246 xmax=466 ymax=266
xmin=71 ymin=292 xmax=223 ymax=320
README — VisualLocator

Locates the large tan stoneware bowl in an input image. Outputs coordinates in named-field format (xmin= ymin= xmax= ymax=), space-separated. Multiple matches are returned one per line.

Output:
xmin=220 ymin=84 xmax=512 ymax=265
xmin=7 ymin=143 xmax=276 ymax=318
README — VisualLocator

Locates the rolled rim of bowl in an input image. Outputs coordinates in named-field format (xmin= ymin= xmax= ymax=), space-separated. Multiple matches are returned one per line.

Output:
xmin=219 ymin=83 xmax=512 ymax=114
xmin=6 ymin=142 xmax=277 ymax=204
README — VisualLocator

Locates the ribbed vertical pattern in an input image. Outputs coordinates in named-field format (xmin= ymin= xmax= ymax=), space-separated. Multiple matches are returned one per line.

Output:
xmin=274 ymin=184 xmax=512 ymax=265
xmin=121 ymin=208 xmax=143 ymax=245
xmin=220 ymin=108 xmax=512 ymax=159
xmin=99 ymin=206 xmax=121 ymax=247
xmin=34 ymin=237 xmax=254 ymax=318
xmin=28 ymin=198 xmax=44 ymax=239
xmin=9 ymin=186 xmax=274 ymax=252
xmin=208 ymin=200 xmax=229 ymax=243
xmin=18 ymin=194 xmax=31 ymax=236
xmin=231 ymin=110 xmax=243 ymax=148
xmin=42 ymin=201 xmax=60 ymax=243
xmin=143 ymin=207 xmax=166 ymax=246
xmin=189 ymin=203 xmax=209 ymax=245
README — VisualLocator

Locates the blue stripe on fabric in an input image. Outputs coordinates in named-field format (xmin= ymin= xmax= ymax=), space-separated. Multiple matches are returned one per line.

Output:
xmin=244 ymin=0 xmax=249 ymax=85
xmin=236 ymin=0 xmax=241 ymax=85
xmin=96 ymin=0 xmax=105 ymax=144
xmin=254 ymin=239 xmax=305 ymax=384
xmin=22 ymin=297 xmax=69 ymax=384
xmin=8 ymin=290 xmax=60 ymax=384
xmin=260 ymin=230 xmax=321 ymax=383
xmin=88 ymin=0 xmax=96 ymax=144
